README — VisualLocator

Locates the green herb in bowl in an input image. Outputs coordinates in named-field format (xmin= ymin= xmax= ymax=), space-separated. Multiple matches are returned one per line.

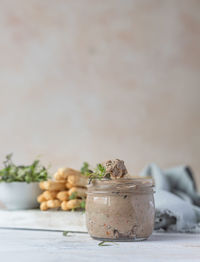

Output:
xmin=0 ymin=154 xmax=49 ymax=210
xmin=0 ymin=154 xmax=48 ymax=183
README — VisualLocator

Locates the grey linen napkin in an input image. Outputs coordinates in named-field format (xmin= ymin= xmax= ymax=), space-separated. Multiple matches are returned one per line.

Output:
xmin=140 ymin=163 xmax=200 ymax=232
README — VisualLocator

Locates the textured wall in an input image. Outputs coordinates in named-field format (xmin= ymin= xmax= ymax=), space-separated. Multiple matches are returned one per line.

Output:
xmin=0 ymin=0 xmax=200 ymax=187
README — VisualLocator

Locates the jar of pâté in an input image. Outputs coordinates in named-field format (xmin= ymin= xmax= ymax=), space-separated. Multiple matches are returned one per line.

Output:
xmin=86 ymin=178 xmax=155 ymax=241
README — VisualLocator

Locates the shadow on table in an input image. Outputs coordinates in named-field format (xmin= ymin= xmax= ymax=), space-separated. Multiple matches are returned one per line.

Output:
xmin=148 ymin=232 xmax=196 ymax=242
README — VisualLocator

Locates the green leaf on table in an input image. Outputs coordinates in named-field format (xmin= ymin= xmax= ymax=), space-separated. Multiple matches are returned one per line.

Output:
xmin=63 ymin=231 xmax=69 ymax=236
xmin=98 ymin=241 xmax=113 ymax=246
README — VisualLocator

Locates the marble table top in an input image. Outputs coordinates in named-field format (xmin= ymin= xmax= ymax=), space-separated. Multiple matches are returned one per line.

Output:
xmin=0 ymin=229 xmax=200 ymax=262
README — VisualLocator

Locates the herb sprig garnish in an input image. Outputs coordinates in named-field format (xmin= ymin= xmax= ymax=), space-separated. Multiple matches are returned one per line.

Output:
xmin=80 ymin=162 xmax=109 ymax=183
xmin=0 ymin=154 xmax=49 ymax=183
xmin=80 ymin=162 xmax=91 ymax=175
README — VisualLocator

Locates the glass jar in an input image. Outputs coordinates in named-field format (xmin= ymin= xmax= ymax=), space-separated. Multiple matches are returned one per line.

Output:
xmin=86 ymin=178 xmax=155 ymax=241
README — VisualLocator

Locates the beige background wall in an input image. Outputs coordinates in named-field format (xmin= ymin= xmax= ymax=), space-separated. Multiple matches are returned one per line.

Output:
xmin=0 ymin=0 xmax=200 ymax=187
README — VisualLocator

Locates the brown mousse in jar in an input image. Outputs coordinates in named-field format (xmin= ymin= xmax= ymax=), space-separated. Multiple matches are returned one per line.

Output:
xmin=86 ymin=159 xmax=155 ymax=241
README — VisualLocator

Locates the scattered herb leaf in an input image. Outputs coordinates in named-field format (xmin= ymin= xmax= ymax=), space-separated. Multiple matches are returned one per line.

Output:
xmin=63 ymin=231 xmax=69 ymax=236
xmin=98 ymin=241 xmax=113 ymax=246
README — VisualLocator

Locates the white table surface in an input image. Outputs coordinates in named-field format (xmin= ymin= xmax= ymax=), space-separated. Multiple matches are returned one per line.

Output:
xmin=0 ymin=229 xmax=200 ymax=262
xmin=0 ymin=209 xmax=87 ymax=232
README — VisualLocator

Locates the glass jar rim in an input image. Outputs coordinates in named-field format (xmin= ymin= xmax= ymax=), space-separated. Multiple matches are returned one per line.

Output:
xmin=87 ymin=177 xmax=154 ymax=194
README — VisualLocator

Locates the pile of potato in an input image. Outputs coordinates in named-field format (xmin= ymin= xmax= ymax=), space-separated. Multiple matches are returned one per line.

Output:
xmin=37 ymin=168 xmax=88 ymax=211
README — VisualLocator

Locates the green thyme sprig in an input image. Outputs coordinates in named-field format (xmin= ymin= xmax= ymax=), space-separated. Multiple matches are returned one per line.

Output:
xmin=80 ymin=200 xmax=86 ymax=209
xmin=70 ymin=200 xmax=85 ymax=212
xmin=80 ymin=162 xmax=93 ymax=177
xmin=94 ymin=164 xmax=106 ymax=179
xmin=80 ymin=162 xmax=107 ymax=183
xmin=80 ymin=162 xmax=90 ymax=175
xmin=0 ymin=153 xmax=49 ymax=183
xmin=69 ymin=192 xmax=78 ymax=200
xmin=69 ymin=191 xmax=86 ymax=211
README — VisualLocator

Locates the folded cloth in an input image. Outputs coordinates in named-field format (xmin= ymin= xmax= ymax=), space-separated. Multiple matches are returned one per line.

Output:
xmin=140 ymin=163 xmax=200 ymax=232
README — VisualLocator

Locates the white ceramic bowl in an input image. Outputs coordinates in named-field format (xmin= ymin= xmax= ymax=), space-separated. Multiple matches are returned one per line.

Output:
xmin=0 ymin=182 xmax=42 ymax=210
